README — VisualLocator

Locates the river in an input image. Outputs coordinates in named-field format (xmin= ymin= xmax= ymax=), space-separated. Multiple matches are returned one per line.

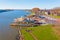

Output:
xmin=0 ymin=10 xmax=30 ymax=40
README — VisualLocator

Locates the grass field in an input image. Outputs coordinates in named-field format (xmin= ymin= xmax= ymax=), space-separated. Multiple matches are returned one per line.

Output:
xmin=49 ymin=15 xmax=60 ymax=18
xmin=51 ymin=16 xmax=60 ymax=18
xmin=20 ymin=25 xmax=58 ymax=40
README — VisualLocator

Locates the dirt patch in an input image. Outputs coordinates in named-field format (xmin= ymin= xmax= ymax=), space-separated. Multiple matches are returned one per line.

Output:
xmin=19 ymin=35 xmax=24 ymax=40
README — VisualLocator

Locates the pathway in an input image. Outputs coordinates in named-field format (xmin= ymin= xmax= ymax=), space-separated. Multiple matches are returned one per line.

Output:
xmin=26 ymin=30 xmax=38 ymax=40
xmin=19 ymin=35 xmax=24 ymax=40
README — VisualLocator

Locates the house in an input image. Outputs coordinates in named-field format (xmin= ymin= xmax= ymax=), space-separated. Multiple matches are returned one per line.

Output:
xmin=49 ymin=8 xmax=60 ymax=16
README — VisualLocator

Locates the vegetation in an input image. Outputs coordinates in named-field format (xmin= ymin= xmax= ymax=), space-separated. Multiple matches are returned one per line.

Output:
xmin=49 ymin=15 xmax=60 ymax=18
xmin=21 ymin=29 xmax=34 ymax=40
xmin=20 ymin=25 xmax=58 ymax=40
xmin=30 ymin=12 xmax=35 ymax=15
xmin=52 ymin=16 xmax=60 ymax=18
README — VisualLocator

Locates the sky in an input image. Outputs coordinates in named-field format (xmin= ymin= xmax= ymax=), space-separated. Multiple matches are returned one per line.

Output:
xmin=0 ymin=0 xmax=60 ymax=9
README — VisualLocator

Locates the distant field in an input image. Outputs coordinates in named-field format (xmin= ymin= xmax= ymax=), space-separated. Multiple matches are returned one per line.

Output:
xmin=52 ymin=16 xmax=60 ymax=18
xmin=49 ymin=15 xmax=60 ymax=18
xmin=20 ymin=25 xmax=58 ymax=40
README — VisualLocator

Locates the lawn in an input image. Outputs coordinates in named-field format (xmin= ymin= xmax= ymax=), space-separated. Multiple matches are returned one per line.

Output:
xmin=49 ymin=15 xmax=60 ymax=18
xmin=51 ymin=16 xmax=60 ymax=18
xmin=21 ymin=28 xmax=34 ymax=40
xmin=20 ymin=25 xmax=58 ymax=40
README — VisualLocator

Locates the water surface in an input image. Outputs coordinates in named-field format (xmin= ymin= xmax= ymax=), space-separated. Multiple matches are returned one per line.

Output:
xmin=0 ymin=10 xmax=30 ymax=40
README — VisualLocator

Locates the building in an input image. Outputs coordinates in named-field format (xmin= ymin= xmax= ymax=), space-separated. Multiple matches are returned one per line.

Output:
xmin=50 ymin=8 xmax=60 ymax=16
